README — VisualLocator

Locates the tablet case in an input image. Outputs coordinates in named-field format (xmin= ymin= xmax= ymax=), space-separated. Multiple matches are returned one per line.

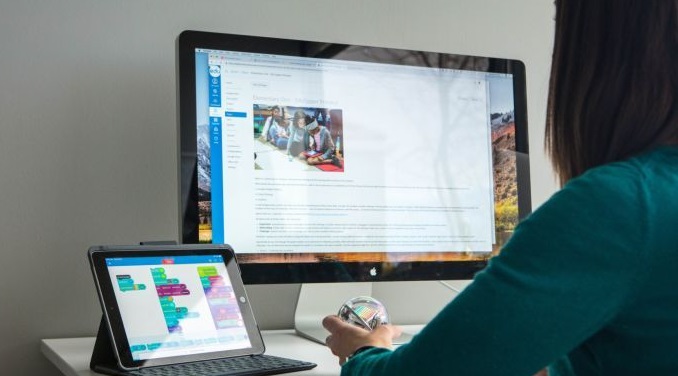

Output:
xmin=90 ymin=316 xmax=120 ymax=372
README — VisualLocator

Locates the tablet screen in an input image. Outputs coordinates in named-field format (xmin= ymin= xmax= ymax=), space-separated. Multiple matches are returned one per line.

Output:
xmin=89 ymin=245 xmax=265 ymax=369
xmin=106 ymin=254 xmax=250 ymax=360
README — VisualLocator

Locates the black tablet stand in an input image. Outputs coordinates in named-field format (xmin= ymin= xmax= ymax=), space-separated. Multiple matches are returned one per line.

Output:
xmin=90 ymin=316 xmax=120 ymax=372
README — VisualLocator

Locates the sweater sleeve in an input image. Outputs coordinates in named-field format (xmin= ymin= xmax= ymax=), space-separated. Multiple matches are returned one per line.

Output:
xmin=341 ymin=163 xmax=649 ymax=376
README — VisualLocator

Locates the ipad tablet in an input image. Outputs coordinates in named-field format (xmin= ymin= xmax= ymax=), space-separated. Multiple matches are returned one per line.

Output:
xmin=89 ymin=244 xmax=265 ymax=370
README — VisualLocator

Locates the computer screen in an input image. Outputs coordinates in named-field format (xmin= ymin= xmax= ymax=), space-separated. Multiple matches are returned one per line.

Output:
xmin=177 ymin=31 xmax=531 ymax=284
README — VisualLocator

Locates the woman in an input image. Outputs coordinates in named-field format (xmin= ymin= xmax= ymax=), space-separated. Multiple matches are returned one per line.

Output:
xmin=323 ymin=1 xmax=678 ymax=375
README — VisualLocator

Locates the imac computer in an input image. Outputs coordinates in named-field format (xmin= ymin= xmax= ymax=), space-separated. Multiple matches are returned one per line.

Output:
xmin=177 ymin=30 xmax=531 ymax=343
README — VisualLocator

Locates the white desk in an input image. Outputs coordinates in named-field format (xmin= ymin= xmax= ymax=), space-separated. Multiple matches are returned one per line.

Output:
xmin=41 ymin=330 xmax=341 ymax=376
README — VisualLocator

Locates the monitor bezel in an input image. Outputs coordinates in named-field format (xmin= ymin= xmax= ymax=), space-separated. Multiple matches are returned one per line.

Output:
xmin=177 ymin=30 xmax=531 ymax=284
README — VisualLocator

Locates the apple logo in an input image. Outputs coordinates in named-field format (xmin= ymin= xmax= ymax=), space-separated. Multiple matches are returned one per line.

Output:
xmin=369 ymin=267 xmax=377 ymax=277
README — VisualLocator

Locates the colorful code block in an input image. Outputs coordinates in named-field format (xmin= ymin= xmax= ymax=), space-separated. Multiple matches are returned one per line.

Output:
xmin=150 ymin=268 xmax=199 ymax=334
xmin=115 ymin=275 xmax=146 ymax=292
xmin=199 ymin=267 xmax=242 ymax=329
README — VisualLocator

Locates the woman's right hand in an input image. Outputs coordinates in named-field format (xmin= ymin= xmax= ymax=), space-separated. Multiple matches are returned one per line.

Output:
xmin=322 ymin=315 xmax=401 ymax=365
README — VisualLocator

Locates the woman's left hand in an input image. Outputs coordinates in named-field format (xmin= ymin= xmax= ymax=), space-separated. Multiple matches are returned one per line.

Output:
xmin=322 ymin=315 xmax=402 ymax=365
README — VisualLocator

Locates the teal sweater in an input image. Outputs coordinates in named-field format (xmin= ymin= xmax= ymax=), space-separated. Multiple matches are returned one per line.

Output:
xmin=342 ymin=147 xmax=678 ymax=376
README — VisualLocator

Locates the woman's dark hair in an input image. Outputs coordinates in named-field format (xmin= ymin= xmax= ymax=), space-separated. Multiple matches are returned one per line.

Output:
xmin=546 ymin=0 xmax=678 ymax=185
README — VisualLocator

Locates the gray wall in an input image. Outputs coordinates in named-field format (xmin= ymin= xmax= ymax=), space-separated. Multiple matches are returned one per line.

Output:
xmin=0 ymin=1 xmax=556 ymax=375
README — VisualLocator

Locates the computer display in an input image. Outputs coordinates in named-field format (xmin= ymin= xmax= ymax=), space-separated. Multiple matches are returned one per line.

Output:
xmin=177 ymin=31 xmax=531 ymax=284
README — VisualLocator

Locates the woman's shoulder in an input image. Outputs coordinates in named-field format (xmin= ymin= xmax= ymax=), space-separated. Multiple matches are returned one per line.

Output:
xmin=541 ymin=146 xmax=678 ymax=220
xmin=567 ymin=146 xmax=678 ymax=190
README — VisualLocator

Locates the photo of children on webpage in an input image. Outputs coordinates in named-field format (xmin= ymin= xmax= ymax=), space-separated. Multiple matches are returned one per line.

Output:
xmin=253 ymin=104 xmax=344 ymax=173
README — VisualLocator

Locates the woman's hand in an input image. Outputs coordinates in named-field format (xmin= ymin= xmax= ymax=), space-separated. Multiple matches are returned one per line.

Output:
xmin=322 ymin=315 xmax=402 ymax=365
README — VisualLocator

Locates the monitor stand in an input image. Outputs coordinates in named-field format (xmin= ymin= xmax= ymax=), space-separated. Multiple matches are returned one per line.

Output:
xmin=293 ymin=282 xmax=414 ymax=345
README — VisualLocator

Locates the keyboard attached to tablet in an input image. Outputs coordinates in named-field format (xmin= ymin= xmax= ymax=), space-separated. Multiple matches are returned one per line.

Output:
xmin=88 ymin=244 xmax=316 ymax=376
